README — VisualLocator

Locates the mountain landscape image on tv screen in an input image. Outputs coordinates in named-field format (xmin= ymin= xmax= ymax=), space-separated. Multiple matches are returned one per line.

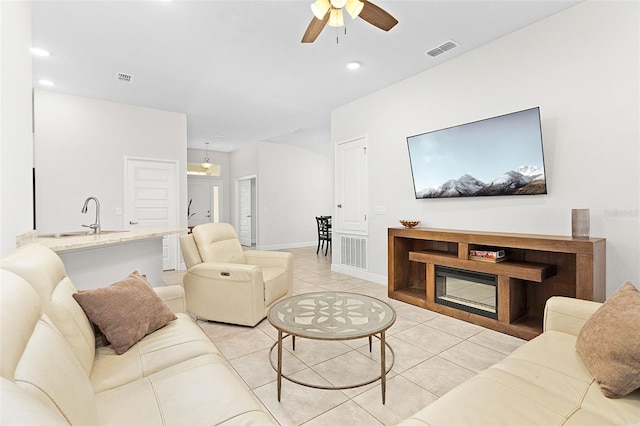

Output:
xmin=407 ymin=107 xmax=547 ymax=199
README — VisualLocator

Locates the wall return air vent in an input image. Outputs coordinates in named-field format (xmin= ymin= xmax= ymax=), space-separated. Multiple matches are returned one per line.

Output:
xmin=340 ymin=235 xmax=367 ymax=270
xmin=116 ymin=72 xmax=133 ymax=83
xmin=426 ymin=40 xmax=459 ymax=58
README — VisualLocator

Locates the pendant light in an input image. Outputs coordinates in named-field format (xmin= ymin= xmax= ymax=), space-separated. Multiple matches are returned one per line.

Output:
xmin=201 ymin=142 xmax=212 ymax=169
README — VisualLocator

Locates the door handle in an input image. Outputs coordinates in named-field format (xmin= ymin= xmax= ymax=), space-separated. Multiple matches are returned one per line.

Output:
xmin=337 ymin=204 xmax=342 ymax=208
xmin=129 ymin=221 xmax=139 ymax=225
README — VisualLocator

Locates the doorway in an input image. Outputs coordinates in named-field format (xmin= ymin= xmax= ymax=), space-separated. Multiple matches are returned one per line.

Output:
xmin=124 ymin=157 xmax=178 ymax=271
xmin=236 ymin=175 xmax=256 ymax=247
xmin=187 ymin=176 xmax=222 ymax=228
xmin=335 ymin=137 xmax=368 ymax=234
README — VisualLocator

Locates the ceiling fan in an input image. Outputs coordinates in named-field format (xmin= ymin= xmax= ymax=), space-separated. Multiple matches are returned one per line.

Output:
xmin=302 ymin=0 xmax=398 ymax=43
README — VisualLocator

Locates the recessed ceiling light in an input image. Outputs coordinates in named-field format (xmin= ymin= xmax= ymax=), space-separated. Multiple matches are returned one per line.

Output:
xmin=31 ymin=47 xmax=51 ymax=57
xmin=38 ymin=79 xmax=55 ymax=86
xmin=346 ymin=61 xmax=362 ymax=70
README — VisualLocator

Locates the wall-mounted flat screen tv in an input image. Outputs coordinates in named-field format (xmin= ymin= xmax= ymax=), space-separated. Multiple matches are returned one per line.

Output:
xmin=407 ymin=107 xmax=547 ymax=199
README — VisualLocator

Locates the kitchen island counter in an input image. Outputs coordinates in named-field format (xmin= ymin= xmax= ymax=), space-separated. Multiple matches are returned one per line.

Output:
xmin=21 ymin=226 xmax=186 ymax=289
xmin=30 ymin=226 xmax=185 ymax=252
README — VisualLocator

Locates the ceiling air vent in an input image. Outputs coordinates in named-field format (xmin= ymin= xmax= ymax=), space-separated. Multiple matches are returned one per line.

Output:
xmin=426 ymin=47 xmax=444 ymax=58
xmin=426 ymin=40 xmax=459 ymax=58
xmin=116 ymin=72 xmax=133 ymax=83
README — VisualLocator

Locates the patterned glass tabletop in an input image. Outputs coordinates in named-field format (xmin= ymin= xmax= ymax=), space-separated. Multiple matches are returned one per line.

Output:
xmin=267 ymin=291 xmax=396 ymax=340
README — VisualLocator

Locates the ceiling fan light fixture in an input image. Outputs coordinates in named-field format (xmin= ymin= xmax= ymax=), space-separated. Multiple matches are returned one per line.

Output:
xmin=344 ymin=0 xmax=364 ymax=18
xmin=328 ymin=7 xmax=344 ymax=27
xmin=329 ymin=0 xmax=347 ymax=8
xmin=311 ymin=0 xmax=331 ymax=19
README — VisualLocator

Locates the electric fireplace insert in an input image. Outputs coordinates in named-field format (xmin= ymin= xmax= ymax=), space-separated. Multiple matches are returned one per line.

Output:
xmin=435 ymin=266 xmax=498 ymax=319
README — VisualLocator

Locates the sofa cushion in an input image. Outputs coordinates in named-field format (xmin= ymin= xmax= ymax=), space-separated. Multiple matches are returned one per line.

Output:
xmin=0 ymin=377 xmax=69 ymax=425
xmin=192 ymin=223 xmax=246 ymax=264
xmin=576 ymin=281 xmax=640 ymax=398
xmin=73 ymin=271 xmax=177 ymax=355
xmin=398 ymin=328 xmax=640 ymax=426
xmin=263 ymin=266 xmax=289 ymax=306
xmin=95 ymin=353 xmax=275 ymax=425
xmin=0 ymin=243 xmax=67 ymax=308
xmin=0 ymin=270 xmax=42 ymax=380
xmin=14 ymin=315 xmax=98 ymax=425
xmin=90 ymin=313 xmax=221 ymax=392
xmin=44 ymin=277 xmax=96 ymax=375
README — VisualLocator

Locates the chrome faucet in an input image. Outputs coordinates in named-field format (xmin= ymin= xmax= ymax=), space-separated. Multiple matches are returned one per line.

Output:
xmin=81 ymin=196 xmax=101 ymax=234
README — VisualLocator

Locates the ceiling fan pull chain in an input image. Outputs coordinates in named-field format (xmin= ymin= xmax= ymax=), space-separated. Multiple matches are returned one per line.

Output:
xmin=336 ymin=22 xmax=347 ymax=44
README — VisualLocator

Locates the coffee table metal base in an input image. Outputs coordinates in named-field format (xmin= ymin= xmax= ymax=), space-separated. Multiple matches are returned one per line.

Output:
xmin=269 ymin=332 xmax=395 ymax=404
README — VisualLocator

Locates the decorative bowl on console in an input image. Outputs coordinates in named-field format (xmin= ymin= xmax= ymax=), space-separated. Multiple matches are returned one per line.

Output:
xmin=400 ymin=220 xmax=420 ymax=228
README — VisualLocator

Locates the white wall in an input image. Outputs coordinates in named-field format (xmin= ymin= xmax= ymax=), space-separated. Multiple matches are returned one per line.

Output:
xmin=257 ymin=141 xmax=332 ymax=249
xmin=230 ymin=143 xmax=259 ymax=182
xmin=229 ymin=141 xmax=332 ymax=249
xmin=229 ymin=142 xmax=258 ymax=234
xmin=34 ymin=90 xmax=188 ymax=233
xmin=186 ymin=148 xmax=231 ymax=222
xmin=0 ymin=1 xmax=34 ymax=255
xmin=332 ymin=1 xmax=639 ymax=296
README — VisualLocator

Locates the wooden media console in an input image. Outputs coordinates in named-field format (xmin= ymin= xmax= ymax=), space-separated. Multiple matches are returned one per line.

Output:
xmin=388 ymin=227 xmax=605 ymax=340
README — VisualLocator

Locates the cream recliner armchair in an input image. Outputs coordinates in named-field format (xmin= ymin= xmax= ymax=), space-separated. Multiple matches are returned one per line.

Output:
xmin=180 ymin=223 xmax=293 ymax=326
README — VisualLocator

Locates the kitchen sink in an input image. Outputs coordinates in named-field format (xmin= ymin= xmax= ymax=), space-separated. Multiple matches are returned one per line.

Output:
xmin=39 ymin=230 xmax=129 ymax=238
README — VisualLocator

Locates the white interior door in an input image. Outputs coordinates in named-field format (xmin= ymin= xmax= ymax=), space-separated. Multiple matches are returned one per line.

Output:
xmin=188 ymin=177 xmax=222 ymax=227
xmin=335 ymin=137 xmax=368 ymax=234
xmin=238 ymin=178 xmax=252 ymax=246
xmin=125 ymin=158 xmax=178 ymax=270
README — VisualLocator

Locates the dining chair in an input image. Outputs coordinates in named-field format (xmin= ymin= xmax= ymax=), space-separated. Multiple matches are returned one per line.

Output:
xmin=315 ymin=216 xmax=332 ymax=256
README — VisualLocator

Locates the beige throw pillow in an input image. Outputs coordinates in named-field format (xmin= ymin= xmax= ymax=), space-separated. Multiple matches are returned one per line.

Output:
xmin=73 ymin=271 xmax=177 ymax=355
xmin=576 ymin=282 xmax=640 ymax=398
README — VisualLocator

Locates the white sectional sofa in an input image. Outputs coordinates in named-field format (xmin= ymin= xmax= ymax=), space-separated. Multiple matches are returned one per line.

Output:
xmin=0 ymin=244 xmax=276 ymax=425
xmin=398 ymin=296 xmax=640 ymax=425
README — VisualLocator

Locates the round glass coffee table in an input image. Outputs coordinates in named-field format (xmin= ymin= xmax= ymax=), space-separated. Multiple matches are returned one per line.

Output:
xmin=267 ymin=291 xmax=396 ymax=404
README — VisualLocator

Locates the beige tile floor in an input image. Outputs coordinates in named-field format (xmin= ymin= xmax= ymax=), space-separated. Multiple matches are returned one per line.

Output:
xmin=163 ymin=247 xmax=526 ymax=426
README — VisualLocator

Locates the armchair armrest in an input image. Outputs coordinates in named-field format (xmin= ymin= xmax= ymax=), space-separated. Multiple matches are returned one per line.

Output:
xmin=543 ymin=296 xmax=602 ymax=336
xmin=244 ymin=250 xmax=293 ymax=270
xmin=180 ymin=234 xmax=202 ymax=270
xmin=187 ymin=262 xmax=262 ymax=282
xmin=154 ymin=285 xmax=187 ymax=314
xmin=183 ymin=262 xmax=266 ymax=326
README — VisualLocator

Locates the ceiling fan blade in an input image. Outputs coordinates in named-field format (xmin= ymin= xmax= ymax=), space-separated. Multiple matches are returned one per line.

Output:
xmin=301 ymin=13 xmax=330 ymax=43
xmin=358 ymin=1 xmax=398 ymax=32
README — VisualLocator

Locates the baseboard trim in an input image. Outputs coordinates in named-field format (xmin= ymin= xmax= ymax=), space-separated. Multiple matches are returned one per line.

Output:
xmin=331 ymin=264 xmax=387 ymax=286
xmin=256 ymin=241 xmax=317 ymax=251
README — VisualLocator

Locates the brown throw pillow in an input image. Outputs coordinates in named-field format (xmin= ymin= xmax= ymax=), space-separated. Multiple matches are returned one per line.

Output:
xmin=575 ymin=282 xmax=640 ymax=398
xmin=73 ymin=271 xmax=177 ymax=354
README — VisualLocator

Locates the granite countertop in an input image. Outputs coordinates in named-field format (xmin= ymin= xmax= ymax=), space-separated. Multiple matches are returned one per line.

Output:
xmin=24 ymin=226 xmax=186 ymax=252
